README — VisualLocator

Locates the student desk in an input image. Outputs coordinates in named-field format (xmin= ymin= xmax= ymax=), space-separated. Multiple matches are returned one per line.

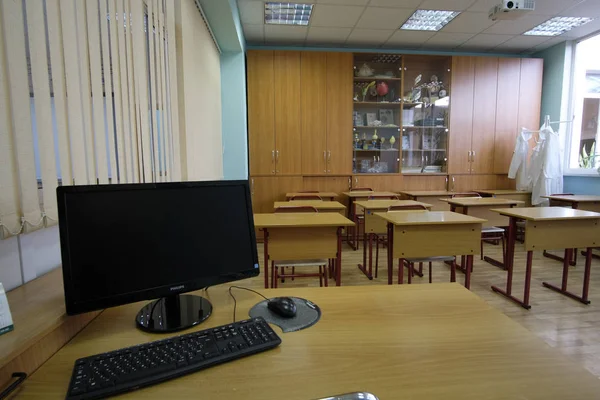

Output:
xmin=542 ymin=194 xmax=600 ymax=212
xmin=397 ymin=190 xmax=454 ymax=211
xmin=273 ymin=201 xmax=346 ymax=214
xmin=285 ymin=192 xmax=338 ymax=201
xmin=254 ymin=213 xmax=354 ymax=288
xmin=475 ymin=189 xmax=532 ymax=207
xmin=20 ymin=284 xmax=600 ymax=400
xmin=353 ymin=200 xmax=432 ymax=280
xmin=490 ymin=207 xmax=600 ymax=309
xmin=342 ymin=191 xmax=398 ymax=250
xmin=374 ymin=211 xmax=485 ymax=287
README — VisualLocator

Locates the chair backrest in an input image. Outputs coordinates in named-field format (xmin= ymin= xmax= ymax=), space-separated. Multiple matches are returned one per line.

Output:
xmin=275 ymin=206 xmax=319 ymax=213
xmin=387 ymin=204 xmax=428 ymax=212
xmin=291 ymin=194 xmax=322 ymax=201
xmin=351 ymin=187 xmax=373 ymax=192
xmin=368 ymin=194 xmax=399 ymax=200
xmin=451 ymin=192 xmax=481 ymax=198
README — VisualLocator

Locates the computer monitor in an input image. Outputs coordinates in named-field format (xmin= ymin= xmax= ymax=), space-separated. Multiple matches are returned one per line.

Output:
xmin=57 ymin=180 xmax=259 ymax=333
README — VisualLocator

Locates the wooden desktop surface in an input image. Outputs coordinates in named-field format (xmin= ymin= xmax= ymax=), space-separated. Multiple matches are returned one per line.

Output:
xmin=285 ymin=192 xmax=338 ymax=199
xmin=18 ymin=284 xmax=600 ymax=399
xmin=375 ymin=210 xmax=486 ymax=226
xmin=273 ymin=200 xmax=346 ymax=211
xmin=491 ymin=207 xmax=600 ymax=221
xmin=341 ymin=191 xmax=397 ymax=198
xmin=542 ymin=195 xmax=600 ymax=203
xmin=354 ymin=199 xmax=432 ymax=210
xmin=442 ymin=197 xmax=523 ymax=207
xmin=476 ymin=189 xmax=532 ymax=195
xmin=254 ymin=213 xmax=354 ymax=228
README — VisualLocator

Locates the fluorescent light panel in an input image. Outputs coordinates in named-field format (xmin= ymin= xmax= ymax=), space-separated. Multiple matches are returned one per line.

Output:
xmin=524 ymin=17 xmax=593 ymax=36
xmin=401 ymin=10 xmax=460 ymax=31
xmin=265 ymin=2 xmax=313 ymax=26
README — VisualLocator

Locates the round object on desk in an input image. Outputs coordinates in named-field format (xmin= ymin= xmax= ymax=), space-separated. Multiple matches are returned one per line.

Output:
xmin=249 ymin=297 xmax=321 ymax=333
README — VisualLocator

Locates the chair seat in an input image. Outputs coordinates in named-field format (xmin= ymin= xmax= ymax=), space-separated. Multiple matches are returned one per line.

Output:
xmin=406 ymin=256 xmax=455 ymax=263
xmin=274 ymin=259 xmax=328 ymax=267
xmin=482 ymin=226 xmax=504 ymax=234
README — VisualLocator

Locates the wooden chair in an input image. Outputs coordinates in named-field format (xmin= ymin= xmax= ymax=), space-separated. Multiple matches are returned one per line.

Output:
xmin=373 ymin=205 xmax=428 ymax=278
xmin=349 ymin=187 xmax=374 ymax=250
xmin=544 ymin=193 xmax=577 ymax=265
xmin=272 ymin=206 xmax=328 ymax=287
xmin=291 ymin=194 xmax=323 ymax=201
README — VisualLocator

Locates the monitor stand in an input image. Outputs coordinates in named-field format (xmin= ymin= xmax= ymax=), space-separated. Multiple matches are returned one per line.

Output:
xmin=135 ymin=294 xmax=213 ymax=333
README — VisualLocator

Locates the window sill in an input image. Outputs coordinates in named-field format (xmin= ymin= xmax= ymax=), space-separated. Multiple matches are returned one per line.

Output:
xmin=564 ymin=170 xmax=600 ymax=177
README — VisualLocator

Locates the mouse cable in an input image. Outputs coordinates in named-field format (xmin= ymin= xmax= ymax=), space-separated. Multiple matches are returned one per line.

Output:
xmin=228 ymin=286 xmax=269 ymax=323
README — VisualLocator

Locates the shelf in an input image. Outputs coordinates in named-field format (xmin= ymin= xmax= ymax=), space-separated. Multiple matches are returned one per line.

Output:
xmin=402 ymin=125 xmax=448 ymax=129
xmin=354 ymin=149 xmax=399 ymax=152
xmin=402 ymin=148 xmax=447 ymax=151
xmin=354 ymin=102 xmax=402 ymax=107
xmin=354 ymin=77 xmax=401 ymax=81
xmin=354 ymin=126 xmax=400 ymax=129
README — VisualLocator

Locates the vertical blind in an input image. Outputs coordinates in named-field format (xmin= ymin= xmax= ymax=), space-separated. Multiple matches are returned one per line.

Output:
xmin=0 ymin=0 xmax=180 ymax=239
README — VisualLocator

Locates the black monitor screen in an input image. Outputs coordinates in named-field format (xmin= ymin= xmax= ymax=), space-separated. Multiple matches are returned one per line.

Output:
xmin=57 ymin=181 xmax=259 ymax=315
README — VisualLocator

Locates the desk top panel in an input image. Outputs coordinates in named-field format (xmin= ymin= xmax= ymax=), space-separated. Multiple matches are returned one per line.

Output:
xmin=542 ymin=195 xmax=600 ymax=203
xmin=354 ymin=200 xmax=432 ymax=210
xmin=442 ymin=198 xmax=524 ymax=207
xmin=19 ymin=284 xmax=600 ymax=399
xmin=375 ymin=211 xmax=486 ymax=225
xmin=274 ymin=201 xmax=346 ymax=210
xmin=254 ymin=213 xmax=355 ymax=228
xmin=491 ymin=207 xmax=600 ymax=221
xmin=475 ymin=189 xmax=532 ymax=195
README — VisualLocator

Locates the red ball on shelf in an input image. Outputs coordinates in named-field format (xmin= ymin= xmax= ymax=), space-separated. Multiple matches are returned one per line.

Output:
xmin=376 ymin=82 xmax=389 ymax=96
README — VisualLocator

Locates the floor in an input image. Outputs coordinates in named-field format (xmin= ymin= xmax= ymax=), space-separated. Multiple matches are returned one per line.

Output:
xmin=240 ymin=240 xmax=600 ymax=379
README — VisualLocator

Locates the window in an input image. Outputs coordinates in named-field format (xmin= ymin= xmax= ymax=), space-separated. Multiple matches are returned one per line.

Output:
xmin=567 ymin=34 xmax=600 ymax=174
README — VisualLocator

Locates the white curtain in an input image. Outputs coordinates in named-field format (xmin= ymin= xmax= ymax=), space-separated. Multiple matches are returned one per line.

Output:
xmin=0 ymin=0 xmax=181 ymax=239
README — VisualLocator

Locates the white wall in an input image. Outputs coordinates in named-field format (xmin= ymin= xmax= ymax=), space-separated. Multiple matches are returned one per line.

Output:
xmin=175 ymin=0 xmax=223 ymax=181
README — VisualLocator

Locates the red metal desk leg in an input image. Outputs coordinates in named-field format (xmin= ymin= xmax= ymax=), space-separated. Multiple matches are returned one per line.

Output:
xmin=387 ymin=223 xmax=394 ymax=285
xmin=543 ymin=248 xmax=591 ymax=305
xmin=263 ymin=229 xmax=269 ymax=289
xmin=398 ymin=258 xmax=405 ymax=284
xmin=336 ymin=227 xmax=342 ymax=286
xmin=465 ymin=255 xmax=472 ymax=290
xmin=523 ymin=250 xmax=533 ymax=307
xmin=357 ymin=232 xmax=374 ymax=279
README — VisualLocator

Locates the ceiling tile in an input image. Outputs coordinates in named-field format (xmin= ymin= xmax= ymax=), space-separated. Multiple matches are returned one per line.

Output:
xmin=530 ymin=0 xmax=585 ymax=16
xmin=457 ymin=33 xmax=513 ymax=50
xmin=423 ymin=32 xmax=475 ymax=48
xmin=493 ymin=35 xmax=552 ymax=51
xmin=385 ymin=30 xmax=437 ymax=46
xmin=483 ymin=15 xmax=549 ymax=34
xmin=560 ymin=18 xmax=600 ymax=38
xmin=306 ymin=27 xmax=352 ymax=43
xmin=316 ymin=0 xmax=370 ymax=5
xmin=345 ymin=28 xmax=395 ymax=45
xmin=528 ymin=37 xmax=567 ymax=53
xmin=242 ymin=24 xmax=264 ymax=43
xmin=310 ymin=4 xmax=366 ymax=28
xmin=264 ymin=25 xmax=308 ymax=41
xmin=442 ymin=12 xmax=497 ymax=33
xmin=419 ymin=0 xmax=477 ymax=11
xmin=369 ymin=0 xmax=423 ymax=8
xmin=238 ymin=1 xmax=263 ymax=25
xmin=467 ymin=0 xmax=503 ymax=12
xmin=561 ymin=0 xmax=600 ymax=17
xmin=356 ymin=7 xmax=413 ymax=29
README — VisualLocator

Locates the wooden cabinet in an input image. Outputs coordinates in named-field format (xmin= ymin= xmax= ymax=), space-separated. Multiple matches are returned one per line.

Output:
xmin=450 ymin=174 xmax=497 ymax=192
xmin=352 ymin=175 xmax=402 ymax=191
xmin=494 ymin=58 xmax=521 ymax=174
xmin=250 ymin=176 xmax=303 ymax=214
xmin=403 ymin=175 xmax=449 ymax=191
xmin=247 ymin=51 xmax=275 ymax=176
xmin=247 ymin=51 xmax=302 ymax=176
xmin=301 ymin=52 xmax=328 ymax=175
xmin=448 ymin=56 xmax=498 ymax=175
xmin=327 ymin=53 xmax=353 ymax=175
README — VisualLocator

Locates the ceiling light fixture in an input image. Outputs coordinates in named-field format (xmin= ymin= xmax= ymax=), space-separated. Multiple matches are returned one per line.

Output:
xmin=400 ymin=10 xmax=460 ymax=31
xmin=265 ymin=2 xmax=314 ymax=26
xmin=524 ymin=16 xmax=593 ymax=36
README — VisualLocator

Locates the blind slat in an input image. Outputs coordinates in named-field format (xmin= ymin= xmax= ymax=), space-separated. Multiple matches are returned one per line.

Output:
xmin=108 ymin=0 xmax=126 ymax=183
xmin=157 ymin=0 xmax=170 ymax=181
xmin=60 ymin=0 xmax=87 ymax=185
xmin=165 ymin=0 xmax=181 ymax=180
xmin=124 ymin=0 xmax=140 ymax=182
xmin=0 ymin=0 xmax=43 ymax=232
xmin=86 ymin=0 xmax=108 ymax=184
xmin=0 ymin=3 xmax=22 ymax=236
xmin=99 ymin=0 xmax=118 ymax=184
xmin=46 ymin=0 xmax=73 ymax=186
xmin=147 ymin=0 xmax=160 ymax=182
xmin=25 ymin=0 xmax=59 ymax=223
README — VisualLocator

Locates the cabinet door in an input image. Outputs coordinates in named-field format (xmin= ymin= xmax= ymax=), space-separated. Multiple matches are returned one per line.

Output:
xmin=448 ymin=57 xmax=475 ymax=174
xmin=517 ymin=58 xmax=543 ymax=149
xmin=251 ymin=177 xmax=279 ymax=214
xmin=451 ymin=174 xmax=497 ymax=192
xmin=352 ymin=175 xmax=402 ymax=191
xmin=301 ymin=52 xmax=328 ymax=175
xmin=494 ymin=58 xmax=521 ymax=174
xmin=247 ymin=51 xmax=275 ymax=176
xmin=326 ymin=53 xmax=353 ymax=175
xmin=471 ymin=57 xmax=498 ymax=174
xmin=274 ymin=51 xmax=302 ymax=175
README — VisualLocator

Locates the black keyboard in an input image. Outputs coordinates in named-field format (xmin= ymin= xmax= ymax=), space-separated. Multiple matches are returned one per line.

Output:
xmin=66 ymin=317 xmax=281 ymax=399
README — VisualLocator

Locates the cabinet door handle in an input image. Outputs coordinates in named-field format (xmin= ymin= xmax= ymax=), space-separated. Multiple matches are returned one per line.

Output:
xmin=276 ymin=150 xmax=279 ymax=161
xmin=348 ymin=177 xmax=352 ymax=189
xmin=468 ymin=150 xmax=472 ymax=162
xmin=327 ymin=150 xmax=331 ymax=161
xmin=355 ymin=177 xmax=358 ymax=185
xmin=251 ymin=178 xmax=255 ymax=195
xmin=323 ymin=151 xmax=327 ymax=172
xmin=452 ymin=176 xmax=455 ymax=192
xmin=272 ymin=150 xmax=275 ymax=163
xmin=445 ymin=176 xmax=449 ymax=191
xmin=472 ymin=151 xmax=475 ymax=162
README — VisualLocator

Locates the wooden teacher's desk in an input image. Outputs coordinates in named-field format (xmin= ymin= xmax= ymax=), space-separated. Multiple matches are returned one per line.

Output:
xmin=353 ymin=200 xmax=432 ymax=280
xmin=491 ymin=207 xmax=600 ymax=309
xmin=254 ymin=213 xmax=354 ymax=288
xmin=17 ymin=284 xmax=600 ymax=399
xmin=375 ymin=211 xmax=485 ymax=288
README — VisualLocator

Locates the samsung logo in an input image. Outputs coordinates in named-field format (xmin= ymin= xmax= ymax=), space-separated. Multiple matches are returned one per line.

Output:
xmin=170 ymin=285 xmax=185 ymax=291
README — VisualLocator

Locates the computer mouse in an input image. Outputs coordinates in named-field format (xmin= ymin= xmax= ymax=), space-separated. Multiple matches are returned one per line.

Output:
xmin=267 ymin=297 xmax=297 ymax=318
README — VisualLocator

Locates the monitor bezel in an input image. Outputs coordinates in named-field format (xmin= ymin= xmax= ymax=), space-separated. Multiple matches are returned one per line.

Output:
xmin=57 ymin=180 xmax=259 ymax=315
